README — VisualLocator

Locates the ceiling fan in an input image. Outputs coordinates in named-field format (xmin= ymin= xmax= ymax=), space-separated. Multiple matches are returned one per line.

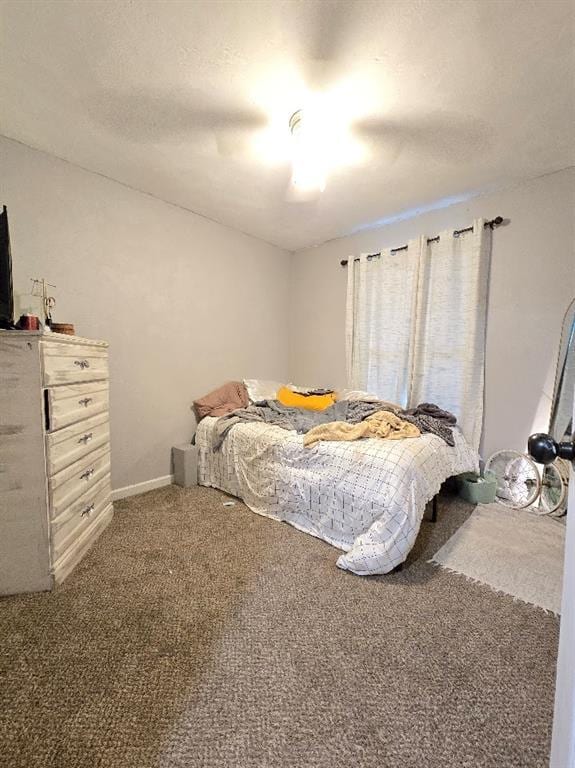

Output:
xmin=96 ymin=1 xmax=490 ymax=202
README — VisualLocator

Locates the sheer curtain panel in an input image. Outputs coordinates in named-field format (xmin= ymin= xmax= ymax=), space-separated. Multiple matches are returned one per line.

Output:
xmin=410 ymin=220 xmax=491 ymax=449
xmin=345 ymin=240 xmax=423 ymax=405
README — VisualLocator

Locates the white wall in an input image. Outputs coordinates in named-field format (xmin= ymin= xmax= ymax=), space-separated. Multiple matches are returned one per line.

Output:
xmin=289 ymin=168 xmax=575 ymax=459
xmin=1 ymin=137 xmax=290 ymax=492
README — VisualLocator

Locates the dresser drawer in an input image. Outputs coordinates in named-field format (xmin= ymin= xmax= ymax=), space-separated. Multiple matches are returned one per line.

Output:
xmin=50 ymin=473 xmax=111 ymax=563
xmin=49 ymin=444 xmax=111 ymax=519
xmin=46 ymin=411 xmax=110 ymax=476
xmin=52 ymin=503 xmax=113 ymax=586
xmin=41 ymin=342 xmax=108 ymax=386
xmin=46 ymin=381 xmax=109 ymax=431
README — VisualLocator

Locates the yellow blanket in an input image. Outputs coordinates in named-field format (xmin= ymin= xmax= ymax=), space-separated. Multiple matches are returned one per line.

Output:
xmin=303 ymin=410 xmax=421 ymax=448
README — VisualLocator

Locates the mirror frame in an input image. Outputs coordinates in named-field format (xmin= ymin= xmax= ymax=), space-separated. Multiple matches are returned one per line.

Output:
xmin=549 ymin=298 xmax=575 ymax=441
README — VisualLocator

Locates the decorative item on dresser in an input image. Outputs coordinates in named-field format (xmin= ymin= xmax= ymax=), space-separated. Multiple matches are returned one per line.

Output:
xmin=0 ymin=331 xmax=113 ymax=595
xmin=50 ymin=322 xmax=75 ymax=336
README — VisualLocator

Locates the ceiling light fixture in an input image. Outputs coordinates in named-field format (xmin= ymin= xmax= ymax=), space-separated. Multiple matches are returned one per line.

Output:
xmin=289 ymin=108 xmax=327 ymax=193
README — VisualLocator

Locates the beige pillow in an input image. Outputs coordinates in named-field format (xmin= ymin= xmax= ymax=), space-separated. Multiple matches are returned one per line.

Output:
xmin=243 ymin=379 xmax=284 ymax=403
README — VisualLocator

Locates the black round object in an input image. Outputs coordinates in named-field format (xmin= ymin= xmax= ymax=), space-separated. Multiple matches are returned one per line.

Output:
xmin=528 ymin=433 xmax=558 ymax=465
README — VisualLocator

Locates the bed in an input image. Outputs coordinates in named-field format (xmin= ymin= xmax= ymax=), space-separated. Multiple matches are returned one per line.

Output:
xmin=196 ymin=415 xmax=478 ymax=575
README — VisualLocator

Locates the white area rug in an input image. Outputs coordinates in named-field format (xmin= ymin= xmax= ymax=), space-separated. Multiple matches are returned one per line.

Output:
xmin=432 ymin=503 xmax=566 ymax=614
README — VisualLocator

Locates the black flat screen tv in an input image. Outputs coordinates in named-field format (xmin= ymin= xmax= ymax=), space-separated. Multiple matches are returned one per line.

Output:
xmin=0 ymin=205 xmax=14 ymax=328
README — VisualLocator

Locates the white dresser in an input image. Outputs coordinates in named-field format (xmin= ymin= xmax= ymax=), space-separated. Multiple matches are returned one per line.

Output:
xmin=0 ymin=331 xmax=113 ymax=595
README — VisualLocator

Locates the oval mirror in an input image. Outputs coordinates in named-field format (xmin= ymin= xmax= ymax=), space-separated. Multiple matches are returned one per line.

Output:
xmin=549 ymin=298 xmax=575 ymax=442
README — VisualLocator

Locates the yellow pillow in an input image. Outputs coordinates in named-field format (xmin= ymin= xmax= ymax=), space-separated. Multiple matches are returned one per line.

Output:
xmin=277 ymin=386 xmax=336 ymax=411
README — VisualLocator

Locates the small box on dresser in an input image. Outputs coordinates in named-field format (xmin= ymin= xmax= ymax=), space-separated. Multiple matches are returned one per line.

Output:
xmin=0 ymin=331 xmax=113 ymax=596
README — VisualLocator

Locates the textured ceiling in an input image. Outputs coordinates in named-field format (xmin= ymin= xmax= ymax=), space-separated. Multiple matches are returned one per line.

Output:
xmin=1 ymin=0 xmax=574 ymax=251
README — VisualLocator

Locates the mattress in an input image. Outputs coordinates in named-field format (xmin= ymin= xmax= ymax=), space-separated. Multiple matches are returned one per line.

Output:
xmin=196 ymin=416 xmax=478 ymax=575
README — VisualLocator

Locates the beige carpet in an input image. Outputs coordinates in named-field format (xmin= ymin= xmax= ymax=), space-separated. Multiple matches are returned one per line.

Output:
xmin=0 ymin=486 xmax=560 ymax=768
xmin=431 ymin=503 xmax=566 ymax=614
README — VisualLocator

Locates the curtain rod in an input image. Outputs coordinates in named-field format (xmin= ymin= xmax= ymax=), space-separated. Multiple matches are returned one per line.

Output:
xmin=339 ymin=216 xmax=504 ymax=267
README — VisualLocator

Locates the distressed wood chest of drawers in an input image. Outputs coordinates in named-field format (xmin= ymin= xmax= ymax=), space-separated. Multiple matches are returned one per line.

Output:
xmin=0 ymin=331 xmax=113 ymax=595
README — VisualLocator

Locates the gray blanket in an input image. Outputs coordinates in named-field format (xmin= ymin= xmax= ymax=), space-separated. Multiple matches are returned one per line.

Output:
xmin=401 ymin=402 xmax=456 ymax=446
xmin=212 ymin=398 xmax=456 ymax=450
xmin=212 ymin=399 xmax=384 ymax=450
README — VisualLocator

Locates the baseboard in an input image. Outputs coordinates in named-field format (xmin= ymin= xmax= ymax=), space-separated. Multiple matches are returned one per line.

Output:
xmin=112 ymin=474 xmax=174 ymax=501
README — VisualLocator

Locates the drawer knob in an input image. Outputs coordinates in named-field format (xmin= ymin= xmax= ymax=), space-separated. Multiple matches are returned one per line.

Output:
xmin=78 ymin=432 xmax=93 ymax=444
xmin=80 ymin=468 xmax=95 ymax=480
xmin=74 ymin=359 xmax=90 ymax=369
xmin=81 ymin=504 xmax=95 ymax=517
xmin=79 ymin=397 xmax=92 ymax=407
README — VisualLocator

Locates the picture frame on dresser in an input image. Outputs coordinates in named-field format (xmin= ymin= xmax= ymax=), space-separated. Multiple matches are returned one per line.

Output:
xmin=0 ymin=331 xmax=113 ymax=595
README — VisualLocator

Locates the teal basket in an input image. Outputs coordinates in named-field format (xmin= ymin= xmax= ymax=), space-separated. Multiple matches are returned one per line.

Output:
xmin=457 ymin=470 xmax=497 ymax=505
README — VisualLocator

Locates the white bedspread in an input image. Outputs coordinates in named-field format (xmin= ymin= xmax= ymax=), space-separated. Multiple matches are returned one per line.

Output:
xmin=196 ymin=417 xmax=478 ymax=575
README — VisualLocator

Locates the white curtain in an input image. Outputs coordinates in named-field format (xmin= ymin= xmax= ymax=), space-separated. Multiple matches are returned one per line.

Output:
xmin=345 ymin=239 xmax=423 ymax=405
xmin=346 ymin=219 xmax=491 ymax=450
